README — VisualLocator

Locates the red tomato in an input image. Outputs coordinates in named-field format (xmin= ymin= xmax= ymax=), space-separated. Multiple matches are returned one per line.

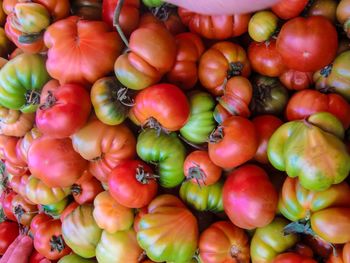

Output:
xmin=208 ymin=116 xmax=258 ymax=169
xmin=223 ymin=164 xmax=278 ymax=230
xmin=11 ymin=194 xmax=38 ymax=226
xmin=30 ymin=213 xmax=52 ymax=235
xmin=0 ymin=221 xmax=19 ymax=255
xmin=102 ymin=0 xmax=140 ymax=36
xmin=248 ymin=40 xmax=287 ymax=77
xmin=28 ymin=136 xmax=88 ymax=188
xmin=109 ymin=160 xmax=158 ymax=208
xmin=252 ymin=115 xmax=283 ymax=164
xmin=285 ymin=89 xmax=350 ymax=129
xmin=36 ymin=80 xmax=91 ymax=138
xmin=130 ymin=83 xmax=190 ymax=131
xmin=279 ymin=69 xmax=314 ymax=91
xmin=271 ymin=0 xmax=308 ymax=19
xmin=71 ymin=170 xmax=103 ymax=205
xmin=60 ymin=201 xmax=79 ymax=222
xmin=183 ymin=150 xmax=222 ymax=187
xmin=1 ymin=191 xmax=17 ymax=222
xmin=273 ymin=252 xmax=317 ymax=263
xmin=276 ymin=16 xmax=338 ymax=72
xmin=29 ymin=250 xmax=48 ymax=263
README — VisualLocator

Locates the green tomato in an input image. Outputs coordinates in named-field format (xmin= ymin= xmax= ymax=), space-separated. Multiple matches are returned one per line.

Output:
xmin=250 ymin=217 xmax=298 ymax=263
xmin=58 ymin=254 xmax=96 ymax=263
xmin=137 ymin=128 xmax=186 ymax=188
xmin=41 ymin=197 xmax=68 ymax=217
xmin=180 ymin=91 xmax=216 ymax=144
xmin=248 ymin=11 xmax=278 ymax=42
xmin=62 ymin=204 xmax=102 ymax=258
xmin=0 ymin=53 xmax=49 ymax=112
xmin=142 ymin=0 xmax=164 ymax=7
xmin=180 ymin=180 xmax=224 ymax=213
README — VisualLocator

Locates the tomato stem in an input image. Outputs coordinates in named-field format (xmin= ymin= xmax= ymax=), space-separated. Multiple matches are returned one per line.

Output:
xmin=50 ymin=235 xmax=65 ymax=253
xmin=142 ymin=117 xmax=170 ymax=136
xmin=150 ymin=3 xmax=175 ymax=21
xmin=39 ymin=90 xmax=57 ymax=110
xmin=113 ymin=0 xmax=129 ymax=48
xmin=116 ymin=87 xmax=135 ymax=107
xmin=319 ymin=64 xmax=333 ymax=78
xmin=186 ymin=162 xmax=207 ymax=188
xmin=208 ymin=126 xmax=224 ymax=143
xmin=135 ymin=165 xmax=159 ymax=184
xmin=25 ymin=90 xmax=41 ymax=107
xmin=227 ymin=62 xmax=243 ymax=78
xmin=71 ymin=184 xmax=82 ymax=195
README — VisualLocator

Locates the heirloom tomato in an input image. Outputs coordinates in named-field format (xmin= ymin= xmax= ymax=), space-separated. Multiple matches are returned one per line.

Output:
xmin=271 ymin=0 xmax=308 ymax=19
xmin=213 ymin=104 xmax=233 ymax=124
xmin=279 ymin=69 xmax=313 ymax=91
xmin=44 ymin=16 xmax=122 ymax=85
xmin=109 ymin=160 xmax=157 ymax=208
xmin=248 ymin=11 xmax=278 ymax=42
xmin=137 ymin=128 xmax=186 ymax=188
xmin=12 ymin=194 xmax=37 ymax=225
xmin=199 ymin=221 xmax=250 ymax=263
xmin=140 ymin=12 xmax=186 ymax=36
xmin=208 ymin=116 xmax=258 ymax=169
xmin=16 ymin=127 xmax=41 ymax=164
xmin=3 ymin=136 xmax=28 ymax=176
xmin=1 ymin=191 xmax=17 ymax=221
xmin=137 ymin=195 xmax=198 ymax=263
xmin=198 ymin=42 xmax=251 ymax=96
xmin=276 ymin=16 xmax=338 ymax=72
xmin=273 ymin=253 xmax=316 ymax=263
xmin=41 ymin=198 xmax=68 ymax=217
xmin=337 ymin=0 xmax=350 ymax=37
xmin=0 ymin=221 xmax=18 ymax=255
xmin=36 ymin=80 xmax=91 ymax=138
xmin=0 ymin=107 xmax=35 ymax=137
xmin=58 ymin=254 xmax=96 ymax=263
xmin=28 ymin=136 xmax=88 ymax=188
xmin=130 ymin=83 xmax=190 ymax=131
xmin=30 ymin=213 xmax=52 ymax=235
xmin=62 ymin=204 xmax=102 ymax=258
xmin=307 ymin=0 xmax=338 ymax=23
xmin=71 ymin=170 xmax=103 ymax=205
xmin=60 ymin=201 xmax=79 ymax=222
xmin=71 ymin=119 xmax=136 ymax=183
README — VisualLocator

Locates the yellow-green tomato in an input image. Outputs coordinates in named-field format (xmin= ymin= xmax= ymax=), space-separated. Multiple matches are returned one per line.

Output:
xmin=58 ymin=254 xmax=96 ymax=263
xmin=248 ymin=11 xmax=278 ymax=42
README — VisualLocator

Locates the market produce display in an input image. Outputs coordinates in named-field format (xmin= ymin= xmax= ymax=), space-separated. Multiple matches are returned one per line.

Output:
xmin=0 ymin=0 xmax=350 ymax=262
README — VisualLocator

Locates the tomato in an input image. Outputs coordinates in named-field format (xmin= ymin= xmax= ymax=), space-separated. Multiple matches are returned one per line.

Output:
xmin=0 ymin=107 xmax=35 ymax=137
xmin=307 ymin=0 xmax=338 ymax=23
xmin=3 ymin=137 xmax=28 ymax=176
xmin=0 ymin=53 xmax=49 ymax=113
xmin=248 ymin=40 xmax=287 ymax=77
xmin=0 ymin=221 xmax=18 ymax=255
xmin=28 ymin=136 xmax=88 ymax=188
xmin=327 ymin=242 xmax=350 ymax=263
xmin=62 ymin=204 xmax=102 ymax=258
xmin=248 ymin=11 xmax=278 ymax=42
xmin=140 ymin=12 xmax=186 ymax=36
xmin=250 ymin=75 xmax=289 ymax=116
xmin=71 ymin=170 xmax=103 ymax=205
xmin=137 ymin=194 xmax=198 ymax=263
xmin=208 ymin=116 xmax=258 ymax=169
xmin=303 ymin=235 xmax=333 ymax=259
xmin=16 ymin=127 xmax=42 ymax=164
xmin=183 ymin=150 xmax=221 ymax=186
xmin=1 ymin=191 xmax=17 ymax=221
xmin=213 ymin=104 xmax=232 ymax=125
xmin=130 ymin=83 xmax=190 ymax=131
xmin=30 ymin=213 xmax=52 ymax=235
xmin=198 ymin=42 xmax=251 ymax=96
xmin=279 ymin=69 xmax=313 ymax=91
xmin=60 ymin=201 xmax=79 ymax=222
xmin=41 ymin=198 xmax=68 ymax=217
xmin=337 ymin=0 xmax=350 ymax=37
xmin=92 ymin=191 xmax=134 ymax=233
xmin=285 ymin=89 xmax=350 ymax=129
xmin=29 ymin=250 xmax=48 ymax=263
xmin=36 ymin=80 xmax=91 ymax=138
xmin=70 ymin=0 xmax=103 ymax=20
xmin=273 ymin=253 xmax=317 ymax=263
xmin=58 ymin=254 xmax=96 ymax=263
xmin=180 ymin=180 xmax=224 ymax=213
xmin=252 ymin=115 xmax=283 ymax=164
xmin=102 ymin=0 xmax=140 ymax=36
xmin=109 ymin=160 xmax=157 ymax=209
xmin=199 ymin=221 xmax=250 ymax=263
xmin=96 ymin=229 xmax=143 ymax=263
xmin=91 ymin=77 xmax=135 ymax=126
xmin=180 ymin=91 xmax=216 ymax=144
xmin=223 ymin=164 xmax=278 ymax=230
xmin=277 ymin=16 xmax=338 ymax=72
xmin=44 ymin=16 xmax=122 ymax=86
xmin=251 ymin=217 xmax=299 ymax=263
xmin=71 ymin=119 xmax=136 ymax=184
xmin=114 ymin=21 xmax=176 ymax=91
xmin=12 ymin=194 xmax=38 ymax=225
xmin=166 ymin=32 xmax=204 ymax=90
xmin=137 ymin=128 xmax=186 ymax=188
xmin=271 ymin=0 xmax=308 ymax=19
xmin=178 ymin=8 xmax=250 ymax=40
xmin=268 ymin=112 xmax=350 ymax=191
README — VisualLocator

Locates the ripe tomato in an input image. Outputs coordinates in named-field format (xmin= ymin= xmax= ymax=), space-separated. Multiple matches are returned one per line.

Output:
xmin=0 ymin=221 xmax=18 ymax=255
xmin=71 ymin=170 xmax=103 ymax=205
xmin=60 ymin=201 xmax=79 ymax=222
xmin=28 ymin=136 xmax=88 ymax=188
xmin=276 ymin=16 xmax=338 ymax=72
xmin=30 ymin=213 xmax=52 ymax=235
xmin=0 ymin=107 xmax=35 ymax=137
xmin=279 ymin=69 xmax=313 ymax=91
xmin=273 ymin=253 xmax=317 ymax=263
xmin=36 ymin=80 xmax=91 ymax=138
xmin=1 ymin=191 xmax=17 ymax=221
xmin=183 ymin=150 xmax=222 ymax=187
xmin=12 ymin=194 xmax=38 ymax=226
xmin=272 ymin=0 xmax=308 ymax=19
xmin=223 ymin=164 xmax=278 ymax=230
xmin=109 ymin=160 xmax=157 ymax=208
xmin=29 ymin=250 xmax=48 ymax=263
xmin=208 ymin=116 xmax=258 ymax=169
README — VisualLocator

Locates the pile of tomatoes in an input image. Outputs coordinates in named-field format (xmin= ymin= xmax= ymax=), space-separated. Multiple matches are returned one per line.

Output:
xmin=0 ymin=0 xmax=350 ymax=262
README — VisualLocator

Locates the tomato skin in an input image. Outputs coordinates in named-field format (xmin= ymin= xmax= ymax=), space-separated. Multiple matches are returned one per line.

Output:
xmin=272 ymin=252 xmax=317 ymax=263
xmin=252 ymin=115 xmax=283 ymax=164
xmin=248 ymin=40 xmax=287 ymax=77
xmin=34 ymin=219 xmax=71 ymax=260
xmin=72 ymin=170 xmax=103 ymax=205
xmin=178 ymin=8 xmax=250 ymax=40
xmin=337 ymin=0 xmax=350 ymax=37
xmin=308 ymin=0 xmax=338 ymax=23
xmin=131 ymin=83 xmax=190 ymax=131
xmin=272 ymin=0 xmax=308 ymax=19
xmin=44 ymin=16 xmax=122 ymax=86
xmin=199 ymin=221 xmax=250 ymax=263
xmin=30 ymin=213 xmax=52 ymax=235
xmin=223 ymin=164 xmax=278 ymax=230
xmin=36 ymin=80 xmax=91 ymax=138
xmin=279 ymin=69 xmax=313 ymax=91
xmin=286 ymin=90 xmax=350 ymax=129
xmin=16 ymin=127 xmax=42 ymax=164
xmin=248 ymin=11 xmax=278 ymax=42
xmin=208 ymin=116 xmax=258 ymax=169
xmin=58 ymin=254 xmax=96 ymax=263
xmin=12 ymin=194 xmax=38 ymax=226
xmin=102 ymin=0 xmax=140 ymax=36
xmin=1 ymin=191 xmax=17 ymax=221
xmin=0 ymin=221 xmax=19 ymax=255
xmin=109 ymin=160 xmax=157 ymax=209
xmin=276 ymin=16 xmax=338 ymax=72
xmin=29 ymin=250 xmax=47 ymax=263
xmin=28 ymin=136 xmax=88 ymax=188
xmin=41 ymin=198 xmax=69 ymax=217
xmin=60 ymin=201 xmax=79 ymax=222
xmin=0 ymin=107 xmax=35 ymax=137
xmin=327 ymin=242 xmax=350 ymax=263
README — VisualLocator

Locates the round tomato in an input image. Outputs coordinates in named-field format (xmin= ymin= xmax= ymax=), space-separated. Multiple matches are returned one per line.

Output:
xmin=271 ymin=0 xmax=308 ymax=19
xmin=28 ymin=136 xmax=88 ymax=188
xmin=279 ymin=69 xmax=313 ymax=91
xmin=109 ymin=160 xmax=157 ymax=208
xmin=307 ymin=0 xmax=338 ymax=23
xmin=12 ymin=194 xmax=38 ymax=225
xmin=208 ymin=116 xmax=258 ymax=169
xmin=1 ymin=191 xmax=17 ymax=221
xmin=276 ymin=16 xmax=338 ymax=72
xmin=30 ymin=213 xmax=52 ymax=235
xmin=248 ymin=11 xmax=278 ymax=42
xmin=0 ymin=221 xmax=18 ymax=255
xmin=71 ymin=170 xmax=103 ymax=205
